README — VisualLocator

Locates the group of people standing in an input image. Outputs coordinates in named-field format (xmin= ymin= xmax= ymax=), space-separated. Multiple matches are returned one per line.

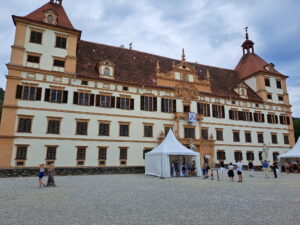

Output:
xmin=171 ymin=159 xmax=196 ymax=177
xmin=281 ymin=161 xmax=300 ymax=173
xmin=38 ymin=163 xmax=56 ymax=187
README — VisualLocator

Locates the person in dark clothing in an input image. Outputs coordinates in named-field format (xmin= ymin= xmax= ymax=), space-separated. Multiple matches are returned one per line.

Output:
xmin=248 ymin=161 xmax=254 ymax=177
xmin=272 ymin=162 xmax=278 ymax=179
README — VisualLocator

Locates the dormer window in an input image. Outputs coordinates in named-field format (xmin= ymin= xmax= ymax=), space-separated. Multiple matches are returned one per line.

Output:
xmin=97 ymin=60 xmax=115 ymax=79
xmin=104 ymin=67 xmax=110 ymax=76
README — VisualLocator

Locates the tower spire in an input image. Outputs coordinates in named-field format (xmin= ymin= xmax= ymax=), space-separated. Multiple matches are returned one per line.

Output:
xmin=245 ymin=26 xmax=249 ymax=40
xmin=181 ymin=48 xmax=185 ymax=62
xmin=241 ymin=27 xmax=254 ymax=55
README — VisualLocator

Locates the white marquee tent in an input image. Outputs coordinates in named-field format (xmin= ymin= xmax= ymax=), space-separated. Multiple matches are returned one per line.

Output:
xmin=278 ymin=138 xmax=300 ymax=160
xmin=145 ymin=130 xmax=201 ymax=178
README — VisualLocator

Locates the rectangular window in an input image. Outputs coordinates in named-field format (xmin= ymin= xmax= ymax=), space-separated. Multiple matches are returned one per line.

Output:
xmin=237 ymin=111 xmax=253 ymax=121
xmin=44 ymin=88 xmax=68 ymax=104
xmin=27 ymin=55 xmax=40 ymax=63
xmin=164 ymin=126 xmax=173 ymax=136
xmin=16 ymin=146 xmax=27 ymax=160
xmin=30 ymin=31 xmax=42 ymax=44
xmin=284 ymin=134 xmax=289 ymax=144
xmin=144 ymin=125 xmax=153 ymax=137
xmin=73 ymin=92 xmax=95 ymax=106
xmin=47 ymin=120 xmax=60 ymax=134
xmin=278 ymin=95 xmax=283 ymax=101
xmin=257 ymin=133 xmax=264 ymax=143
xmin=120 ymin=148 xmax=128 ymax=160
xmin=212 ymin=105 xmax=225 ymax=118
xmin=18 ymin=118 xmax=32 ymax=133
xmin=229 ymin=110 xmax=239 ymax=120
xmin=245 ymin=132 xmax=252 ymax=143
xmin=98 ymin=147 xmax=107 ymax=160
xmin=141 ymin=96 xmax=157 ymax=111
xmin=216 ymin=129 xmax=223 ymax=141
xmin=96 ymin=94 xmax=115 ymax=108
xmin=253 ymin=112 xmax=265 ymax=123
xmin=143 ymin=148 xmax=153 ymax=159
xmin=46 ymin=146 xmax=57 ymax=160
xmin=76 ymin=121 xmax=88 ymax=135
xmin=53 ymin=59 xmax=65 ymax=67
xmin=99 ymin=123 xmax=110 ymax=136
xmin=265 ymin=78 xmax=270 ymax=87
xmin=246 ymin=152 xmax=254 ymax=161
xmin=55 ymin=36 xmax=67 ymax=49
xmin=234 ymin=151 xmax=243 ymax=162
xmin=15 ymin=85 xmax=42 ymax=101
xmin=197 ymin=103 xmax=210 ymax=117
xmin=201 ymin=128 xmax=208 ymax=140
xmin=217 ymin=150 xmax=226 ymax=160
xmin=120 ymin=124 xmax=129 ymax=136
xmin=279 ymin=115 xmax=290 ymax=125
xmin=233 ymin=131 xmax=240 ymax=142
xmin=271 ymin=134 xmax=278 ymax=144
xmin=267 ymin=114 xmax=278 ymax=124
xmin=116 ymin=97 xmax=134 ymax=110
xmin=161 ymin=98 xmax=176 ymax=113
xmin=183 ymin=105 xmax=190 ymax=113
xmin=276 ymin=80 xmax=282 ymax=89
xmin=267 ymin=94 xmax=272 ymax=100
xmin=77 ymin=147 xmax=86 ymax=160
xmin=184 ymin=127 xmax=195 ymax=139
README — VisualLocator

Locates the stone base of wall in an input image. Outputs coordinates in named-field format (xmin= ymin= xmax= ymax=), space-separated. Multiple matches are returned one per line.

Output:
xmin=0 ymin=166 xmax=145 ymax=178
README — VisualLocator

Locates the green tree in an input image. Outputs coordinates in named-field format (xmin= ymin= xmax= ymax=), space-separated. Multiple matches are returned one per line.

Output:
xmin=293 ymin=117 xmax=300 ymax=142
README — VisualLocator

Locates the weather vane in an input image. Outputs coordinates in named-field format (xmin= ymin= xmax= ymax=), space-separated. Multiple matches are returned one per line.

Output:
xmin=245 ymin=26 xmax=249 ymax=40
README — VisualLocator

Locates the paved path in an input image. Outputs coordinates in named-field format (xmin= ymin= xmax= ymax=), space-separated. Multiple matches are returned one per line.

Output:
xmin=0 ymin=172 xmax=300 ymax=225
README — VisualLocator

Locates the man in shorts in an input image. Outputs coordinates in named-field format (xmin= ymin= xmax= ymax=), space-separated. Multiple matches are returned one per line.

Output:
xmin=236 ymin=160 xmax=243 ymax=182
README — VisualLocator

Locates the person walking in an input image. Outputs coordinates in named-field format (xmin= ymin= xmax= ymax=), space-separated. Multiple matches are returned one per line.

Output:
xmin=228 ymin=163 xmax=234 ymax=182
xmin=236 ymin=160 xmax=243 ymax=182
xmin=219 ymin=161 xmax=226 ymax=181
xmin=248 ymin=161 xmax=254 ymax=177
xmin=38 ymin=164 xmax=46 ymax=188
xmin=272 ymin=162 xmax=278 ymax=179
xmin=263 ymin=160 xmax=269 ymax=178
xmin=46 ymin=164 xmax=56 ymax=187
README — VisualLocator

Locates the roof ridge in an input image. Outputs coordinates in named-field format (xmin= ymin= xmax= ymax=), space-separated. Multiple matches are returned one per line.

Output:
xmin=79 ymin=39 xmax=236 ymax=73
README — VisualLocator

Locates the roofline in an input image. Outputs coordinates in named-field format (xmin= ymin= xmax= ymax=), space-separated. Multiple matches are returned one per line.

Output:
xmin=12 ymin=15 xmax=82 ymax=38
xmin=240 ymin=70 xmax=289 ymax=81
xmin=79 ymin=40 xmax=236 ymax=73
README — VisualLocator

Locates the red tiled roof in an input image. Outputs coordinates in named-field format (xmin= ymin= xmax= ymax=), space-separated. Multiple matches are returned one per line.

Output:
xmin=76 ymin=40 xmax=263 ymax=102
xmin=235 ymin=53 xmax=282 ymax=80
xmin=21 ymin=1 xmax=74 ymax=30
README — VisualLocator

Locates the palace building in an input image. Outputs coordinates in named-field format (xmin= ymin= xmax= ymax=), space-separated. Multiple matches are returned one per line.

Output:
xmin=0 ymin=0 xmax=295 ymax=168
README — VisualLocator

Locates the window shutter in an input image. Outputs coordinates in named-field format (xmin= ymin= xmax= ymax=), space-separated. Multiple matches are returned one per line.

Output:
xmin=267 ymin=114 xmax=271 ymax=123
xmin=44 ymin=88 xmax=50 ymax=101
xmin=111 ymin=96 xmax=115 ymax=108
xmin=116 ymin=97 xmax=121 ymax=108
xmin=262 ymin=114 xmax=265 ymax=123
xmin=279 ymin=116 xmax=283 ymax=124
xmin=172 ymin=99 xmax=176 ymax=113
xmin=207 ymin=104 xmax=211 ymax=116
xmin=130 ymin=98 xmax=134 ymax=110
xmin=161 ymin=98 xmax=164 ymax=112
xmin=287 ymin=116 xmax=290 ymax=125
xmin=62 ymin=90 xmax=68 ymax=103
xmin=249 ymin=112 xmax=253 ymax=121
xmin=254 ymin=113 xmax=258 ymax=122
xmin=95 ymin=95 xmax=100 ymax=106
xmin=229 ymin=110 xmax=233 ymax=119
xmin=222 ymin=106 xmax=225 ymax=118
xmin=153 ymin=97 xmax=157 ymax=111
xmin=73 ymin=92 xmax=78 ymax=104
xmin=16 ymin=85 xmax=23 ymax=99
xmin=35 ymin=87 xmax=42 ymax=101
xmin=197 ymin=103 xmax=200 ymax=114
xmin=89 ymin=94 xmax=95 ymax=106
xmin=238 ymin=111 xmax=243 ymax=120
xmin=140 ymin=96 xmax=144 ymax=110
xmin=275 ymin=115 xmax=278 ymax=124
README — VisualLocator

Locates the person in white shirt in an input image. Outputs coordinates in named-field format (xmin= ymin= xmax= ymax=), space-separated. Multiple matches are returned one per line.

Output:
xmin=236 ymin=160 xmax=243 ymax=182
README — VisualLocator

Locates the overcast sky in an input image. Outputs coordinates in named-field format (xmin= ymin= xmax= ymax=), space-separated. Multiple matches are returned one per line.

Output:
xmin=0 ymin=0 xmax=299 ymax=116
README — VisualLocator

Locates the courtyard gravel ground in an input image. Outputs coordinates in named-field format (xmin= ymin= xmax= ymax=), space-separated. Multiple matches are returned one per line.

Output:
xmin=0 ymin=171 xmax=299 ymax=225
